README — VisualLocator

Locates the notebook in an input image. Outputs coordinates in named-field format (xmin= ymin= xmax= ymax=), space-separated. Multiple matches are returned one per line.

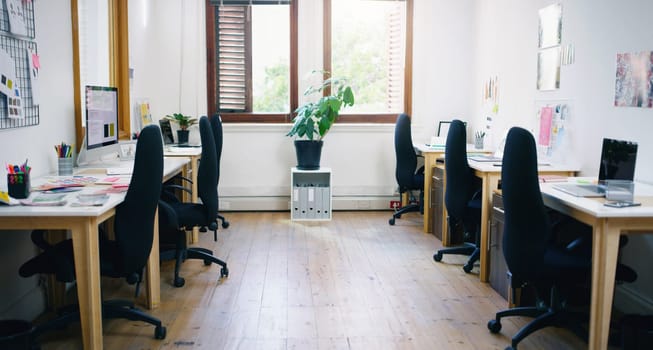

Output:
xmin=553 ymin=138 xmax=638 ymax=197
xmin=468 ymin=154 xmax=502 ymax=162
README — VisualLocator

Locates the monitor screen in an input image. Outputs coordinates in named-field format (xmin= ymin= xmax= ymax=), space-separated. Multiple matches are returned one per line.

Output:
xmin=85 ymin=85 xmax=119 ymax=150
xmin=598 ymin=138 xmax=638 ymax=182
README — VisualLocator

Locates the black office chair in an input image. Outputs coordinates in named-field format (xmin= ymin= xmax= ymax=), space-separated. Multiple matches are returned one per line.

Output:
xmin=159 ymin=116 xmax=229 ymax=288
xmin=433 ymin=119 xmax=481 ymax=273
xmin=210 ymin=114 xmax=229 ymax=229
xmin=19 ymin=124 xmax=167 ymax=340
xmin=389 ymin=114 xmax=424 ymax=225
xmin=487 ymin=127 xmax=636 ymax=350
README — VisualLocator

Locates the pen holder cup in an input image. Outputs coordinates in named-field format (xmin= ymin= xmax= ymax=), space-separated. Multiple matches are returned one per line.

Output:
xmin=57 ymin=158 xmax=73 ymax=176
xmin=605 ymin=180 xmax=634 ymax=202
xmin=474 ymin=137 xmax=484 ymax=150
xmin=7 ymin=173 xmax=30 ymax=199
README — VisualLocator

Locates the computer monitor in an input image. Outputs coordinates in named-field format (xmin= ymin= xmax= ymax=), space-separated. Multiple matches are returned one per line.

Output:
xmin=598 ymin=138 xmax=638 ymax=182
xmin=77 ymin=86 xmax=120 ymax=165
xmin=86 ymin=85 xmax=119 ymax=149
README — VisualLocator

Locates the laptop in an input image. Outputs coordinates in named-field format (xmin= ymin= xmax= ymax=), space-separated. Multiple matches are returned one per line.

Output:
xmin=159 ymin=119 xmax=175 ymax=145
xmin=553 ymin=138 xmax=638 ymax=197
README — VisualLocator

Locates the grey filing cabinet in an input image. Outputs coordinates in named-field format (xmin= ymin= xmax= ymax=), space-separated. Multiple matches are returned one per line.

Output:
xmin=489 ymin=192 xmax=510 ymax=300
xmin=291 ymin=167 xmax=332 ymax=221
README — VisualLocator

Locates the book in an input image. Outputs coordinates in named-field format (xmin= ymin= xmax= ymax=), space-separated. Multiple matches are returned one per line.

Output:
xmin=20 ymin=193 xmax=68 ymax=206
xmin=538 ymin=175 xmax=568 ymax=183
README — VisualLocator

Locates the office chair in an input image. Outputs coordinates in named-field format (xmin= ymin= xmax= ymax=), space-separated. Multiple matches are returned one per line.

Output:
xmin=159 ymin=116 xmax=229 ymax=288
xmin=18 ymin=124 xmax=167 ymax=340
xmin=210 ymin=114 xmax=229 ymax=229
xmin=487 ymin=127 xmax=637 ymax=350
xmin=389 ymin=113 xmax=424 ymax=225
xmin=433 ymin=119 xmax=481 ymax=273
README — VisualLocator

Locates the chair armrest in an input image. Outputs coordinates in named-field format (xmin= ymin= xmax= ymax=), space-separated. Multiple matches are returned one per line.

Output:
xmin=162 ymin=184 xmax=192 ymax=196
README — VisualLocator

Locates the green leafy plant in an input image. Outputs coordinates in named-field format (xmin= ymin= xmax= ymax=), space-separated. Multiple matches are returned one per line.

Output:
xmin=164 ymin=113 xmax=198 ymax=130
xmin=287 ymin=72 xmax=355 ymax=141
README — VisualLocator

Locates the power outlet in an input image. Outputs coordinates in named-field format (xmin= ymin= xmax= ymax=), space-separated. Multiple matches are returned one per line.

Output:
xmin=389 ymin=200 xmax=401 ymax=209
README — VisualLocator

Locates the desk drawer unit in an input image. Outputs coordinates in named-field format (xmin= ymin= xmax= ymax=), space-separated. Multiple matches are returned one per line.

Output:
xmin=430 ymin=166 xmax=445 ymax=240
xmin=489 ymin=192 xmax=510 ymax=300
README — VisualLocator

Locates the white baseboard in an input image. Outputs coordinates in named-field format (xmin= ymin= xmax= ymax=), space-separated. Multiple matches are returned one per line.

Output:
xmin=220 ymin=195 xmax=397 ymax=211
xmin=614 ymin=284 xmax=653 ymax=315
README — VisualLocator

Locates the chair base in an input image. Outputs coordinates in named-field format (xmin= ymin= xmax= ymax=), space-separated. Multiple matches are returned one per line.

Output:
xmin=389 ymin=203 xmax=421 ymax=225
xmin=433 ymin=243 xmax=479 ymax=273
xmin=488 ymin=286 xmax=588 ymax=350
xmin=161 ymin=229 xmax=229 ymax=288
xmin=32 ymin=299 xmax=166 ymax=341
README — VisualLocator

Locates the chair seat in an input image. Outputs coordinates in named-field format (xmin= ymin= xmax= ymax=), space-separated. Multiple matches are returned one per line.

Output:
xmin=167 ymin=201 xmax=211 ymax=229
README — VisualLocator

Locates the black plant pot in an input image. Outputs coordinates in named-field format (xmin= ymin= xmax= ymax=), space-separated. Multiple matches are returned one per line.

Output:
xmin=294 ymin=140 xmax=323 ymax=170
xmin=177 ymin=129 xmax=189 ymax=145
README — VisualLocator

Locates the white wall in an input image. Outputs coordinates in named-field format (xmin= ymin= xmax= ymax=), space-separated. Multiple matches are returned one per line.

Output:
xmin=129 ymin=0 xmax=476 ymax=210
xmin=0 ymin=1 xmax=75 ymax=320
xmin=470 ymin=0 xmax=653 ymax=313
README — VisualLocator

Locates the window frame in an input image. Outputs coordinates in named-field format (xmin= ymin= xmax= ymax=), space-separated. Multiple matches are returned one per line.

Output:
xmin=205 ymin=0 xmax=298 ymax=123
xmin=323 ymin=0 xmax=413 ymax=124
xmin=205 ymin=0 xmax=411 ymax=124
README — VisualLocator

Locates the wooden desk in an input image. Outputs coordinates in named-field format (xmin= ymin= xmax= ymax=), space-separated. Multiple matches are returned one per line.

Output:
xmin=468 ymin=161 xmax=577 ymax=282
xmin=540 ymin=181 xmax=653 ymax=350
xmin=0 ymin=157 xmax=188 ymax=350
xmin=164 ymin=146 xmax=202 ymax=243
xmin=415 ymin=144 xmax=490 ymax=233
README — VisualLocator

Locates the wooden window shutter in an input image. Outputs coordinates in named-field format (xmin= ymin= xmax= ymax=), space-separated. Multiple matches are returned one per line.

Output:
xmin=386 ymin=4 xmax=404 ymax=112
xmin=216 ymin=6 xmax=251 ymax=112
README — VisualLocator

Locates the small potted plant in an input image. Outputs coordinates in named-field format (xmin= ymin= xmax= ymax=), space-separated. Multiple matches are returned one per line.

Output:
xmin=164 ymin=113 xmax=198 ymax=145
xmin=287 ymin=71 xmax=355 ymax=169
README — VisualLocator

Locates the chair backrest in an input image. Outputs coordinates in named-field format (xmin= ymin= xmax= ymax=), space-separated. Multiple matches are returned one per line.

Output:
xmin=197 ymin=116 xmax=218 ymax=226
xmin=210 ymin=114 xmax=223 ymax=182
xmin=114 ymin=124 xmax=164 ymax=274
xmin=444 ymin=119 xmax=475 ymax=219
xmin=394 ymin=114 xmax=419 ymax=191
xmin=501 ymin=127 xmax=551 ymax=279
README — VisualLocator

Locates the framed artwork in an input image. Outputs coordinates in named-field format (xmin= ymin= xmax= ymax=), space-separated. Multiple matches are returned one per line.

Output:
xmin=614 ymin=51 xmax=653 ymax=108
xmin=119 ymin=141 xmax=137 ymax=160
xmin=537 ymin=46 xmax=561 ymax=91
xmin=538 ymin=3 xmax=562 ymax=49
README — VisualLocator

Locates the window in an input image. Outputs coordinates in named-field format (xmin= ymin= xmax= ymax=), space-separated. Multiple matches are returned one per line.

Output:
xmin=206 ymin=0 xmax=298 ymax=122
xmin=324 ymin=0 xmax=412 ymax=122
xmin=206 ymin=0 xmax=410 ymax=123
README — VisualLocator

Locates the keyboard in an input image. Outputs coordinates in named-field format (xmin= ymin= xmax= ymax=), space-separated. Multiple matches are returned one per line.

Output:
xmin=106 ymin=167 xmax=133 ymax=175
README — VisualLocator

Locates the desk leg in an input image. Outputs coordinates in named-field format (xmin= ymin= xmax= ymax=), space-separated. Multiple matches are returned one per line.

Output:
xmin=190 ymin=157 xmax=199 ymax=243
xmin=588 ymin=222 xmax=620 ymax=350
xmin=478 ymin=173 xmax=499 ymax=282
xmin=423 ymin=154 xmax=437 ymax=233
xmin=70 ymin=220 xmax=103 ymax=350
xmin=145 ymin=209 xmax=161 ymax=309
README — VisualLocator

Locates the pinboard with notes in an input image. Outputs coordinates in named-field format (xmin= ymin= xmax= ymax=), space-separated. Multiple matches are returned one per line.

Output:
xmin=0 ymin=0 xmax=39 ymax=130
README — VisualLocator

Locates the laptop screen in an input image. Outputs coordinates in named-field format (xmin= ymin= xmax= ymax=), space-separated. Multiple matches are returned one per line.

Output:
xmin=598 ymin=138 xmax=638 ymax=182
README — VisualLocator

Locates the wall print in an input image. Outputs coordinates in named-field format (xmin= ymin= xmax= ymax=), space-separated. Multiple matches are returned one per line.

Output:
xmin=538 ymin=3 xmax=562 ymax=49
xmin=537 ymin=46 xmax=561 ymax=91
xmin=614 ymin=51 xmax=653 ymax=108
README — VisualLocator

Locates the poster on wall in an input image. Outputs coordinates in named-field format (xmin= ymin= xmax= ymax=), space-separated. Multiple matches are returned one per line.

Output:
xmin=538 ymin=3 xmax=562 ymax=49
xmin=537 ymin=46 xmax=561 ymax=91
xmin=614 ymin=51 xmax=653 ymax=108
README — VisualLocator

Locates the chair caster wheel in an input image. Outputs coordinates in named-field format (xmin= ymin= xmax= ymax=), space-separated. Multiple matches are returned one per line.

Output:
xmin=155 ymin=325 xmax=167 ymax=339
xmin=433 ymin=251 xmax=443 ymax=262
xmin=221 ymin=266 xmax=229 ymax=278
xmin=487 ymin=319 xmax=502 ymax=333
xmin=463 ymin=263 xmax=474 ymax=273
xmin=203 ymin=259 xmax=212 ymax=266
xmin=389 ymin=218 xmax=395 ymax=225
xmin=221 ymin=221 xmax=230 ymax=229
xmin=173 ymin=277 xmax=185 ymax=288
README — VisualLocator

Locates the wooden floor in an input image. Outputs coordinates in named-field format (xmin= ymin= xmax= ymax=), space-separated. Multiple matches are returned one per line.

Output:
xmin=39 ymin=211 xmax=586 ymax=349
